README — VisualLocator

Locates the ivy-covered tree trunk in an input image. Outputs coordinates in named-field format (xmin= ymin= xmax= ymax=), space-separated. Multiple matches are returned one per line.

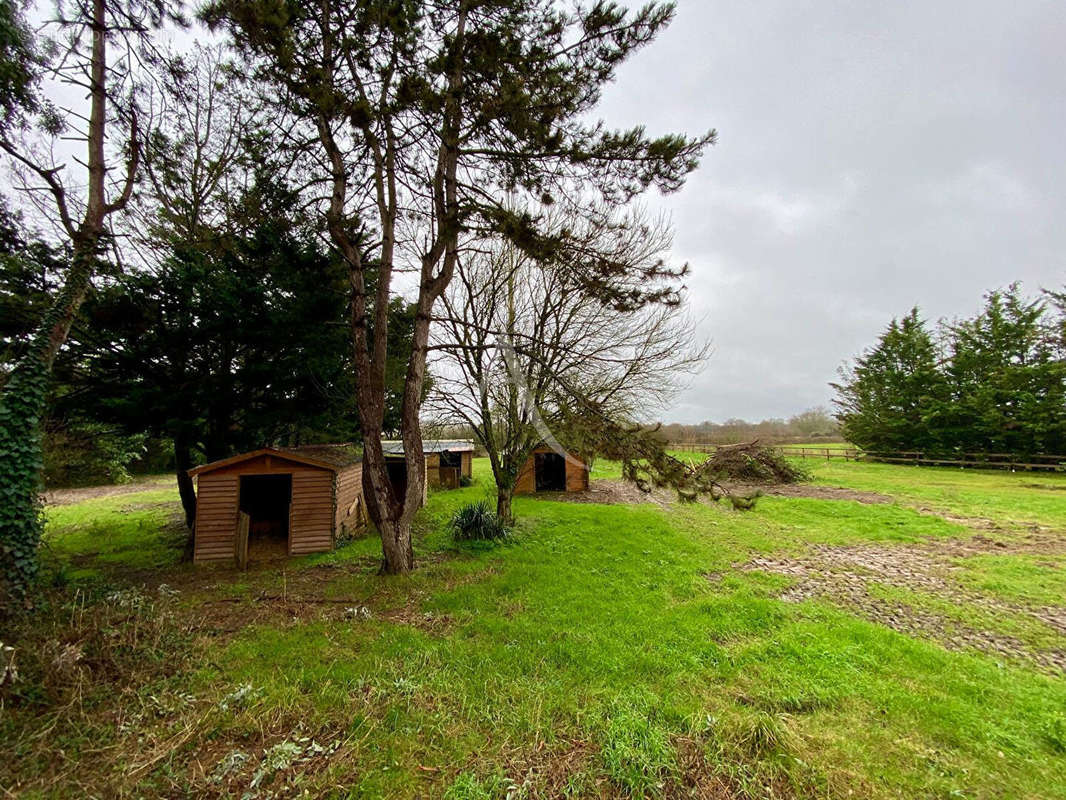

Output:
xmin=0 ymin=0 xmax=143 ymax=599
xmin=0 ymin=248 xmax=94 ymax=598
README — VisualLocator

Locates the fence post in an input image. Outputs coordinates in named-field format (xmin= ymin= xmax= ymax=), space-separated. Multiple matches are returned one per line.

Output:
xmin=235 ymin=511 xmax=250 ymax=570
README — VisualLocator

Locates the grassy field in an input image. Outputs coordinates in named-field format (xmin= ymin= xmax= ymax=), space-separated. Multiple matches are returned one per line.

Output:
xmin=2 ymin=459 xmax=1065 ymax=798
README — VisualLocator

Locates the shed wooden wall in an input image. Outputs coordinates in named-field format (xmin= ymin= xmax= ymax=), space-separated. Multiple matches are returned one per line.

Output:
xmin=514 ymin=448 xmax=589 ymax=494
xmin=425 ymin=451 xmax=472 ymax=488
xmin=193 ymin=454 xmax=337 ymax=562
xmin=515 ymin=456 xmax=535 ymax=494
xmin=426 ymin=453 xmax=441 ymax=487
xmin=193 ymin=473 xmax=239 ymax=561
xmin=565 ymin=456 xmax=590 ymax=492
xmin=290 ymin=468 xmax=334 ymax=555
xmin=334 ymin=463 xmax=365 ymax=537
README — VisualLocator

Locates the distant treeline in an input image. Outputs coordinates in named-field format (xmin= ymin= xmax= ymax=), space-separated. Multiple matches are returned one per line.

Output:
xmin=654 ymin=407 xmax=841 ymax=445
xmin=833 ymin=284 xmax=1066 ymax=456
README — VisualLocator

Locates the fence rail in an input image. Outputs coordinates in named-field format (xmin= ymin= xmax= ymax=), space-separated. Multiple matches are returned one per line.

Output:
xmin=666 ymin=443 xmax=1066 ymax=472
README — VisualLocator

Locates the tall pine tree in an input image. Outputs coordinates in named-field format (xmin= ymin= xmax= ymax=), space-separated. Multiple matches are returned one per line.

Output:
xmin=832 ymin=308 xmax=946 ymax=451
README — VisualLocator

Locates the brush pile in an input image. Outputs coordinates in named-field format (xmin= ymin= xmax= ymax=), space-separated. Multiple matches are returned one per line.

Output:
xmin=704 ymin=441 xmax=808 ymax=485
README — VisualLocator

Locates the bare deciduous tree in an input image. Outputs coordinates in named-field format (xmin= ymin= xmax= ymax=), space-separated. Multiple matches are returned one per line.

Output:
xmin=209 ymin=0 xmax=714 ymax=573
xmin=429 ymin=206 xmax=707 ymax=523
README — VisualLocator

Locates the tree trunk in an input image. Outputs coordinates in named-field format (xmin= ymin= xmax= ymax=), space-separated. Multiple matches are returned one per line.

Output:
xmin=0 ymin=0 xmax=132 ymax=599
xmin=496 ymin=487 xmax=514 ymax=526
xmin=174 ymin=433 xmax=197 ymax=527
xmin=377 ymin=516 xmax=414 ymax=574
xmin=0 ymin=247 xmax=95 ymax=597
xmin=360 ymin=440 xmax=417 ymax=575
xmin=174 ymin=431 xmax=197 ymax=560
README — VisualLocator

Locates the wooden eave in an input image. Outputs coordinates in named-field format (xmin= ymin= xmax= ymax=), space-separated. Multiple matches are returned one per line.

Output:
xmin=187 ymin=448 xmax=341 ymax=477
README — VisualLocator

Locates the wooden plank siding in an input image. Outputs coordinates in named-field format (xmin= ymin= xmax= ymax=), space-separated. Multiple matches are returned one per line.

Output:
xmin=514 ymin=447 xmax=589 ymax=494
xmin=289 ymin=470 xmax=334 ymax=555
xmin=192 ymin=473 xmax=239 ymax=562
xmin=427 ymin=452 xmax=473 ymax=489
xmin=193 ymin=452 xmax=341 ymax=562
xmin=334 ymin=464 xmax=365 ymax=538
xmin=566 ymin=456 xmax=590 ymax=492
xmin=515 ymin=455 xmax=536 ymax=494
xmin=425 ymin=453 xmax=441 ymax=487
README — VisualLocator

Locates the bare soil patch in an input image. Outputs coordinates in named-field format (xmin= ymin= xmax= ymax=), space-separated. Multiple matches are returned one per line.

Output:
xmin=740 ymin=532 xmax=1066 ymax=672
xmin=558 ymin=479 xmax=677 ymax=508
xmin=44 ymin=476 xmax=173 ymax=506
xmin=728 ymin=482 xmax=893 ymax=505
xmin=570 ymin=478 xmax=893 ymax=510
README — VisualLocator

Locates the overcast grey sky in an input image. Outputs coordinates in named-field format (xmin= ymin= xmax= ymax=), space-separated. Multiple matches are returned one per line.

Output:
xmin=595 ymin=0 xmax=1065 ymax=424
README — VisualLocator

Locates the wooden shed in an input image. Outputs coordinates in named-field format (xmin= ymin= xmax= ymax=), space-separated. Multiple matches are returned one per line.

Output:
xmin=188 ymin=444 xmax=364 ymax=564
xmin=382 ymin=440 xmax=474 ymax=490
xmin=515 ymin=446 xmax=589 ymax=494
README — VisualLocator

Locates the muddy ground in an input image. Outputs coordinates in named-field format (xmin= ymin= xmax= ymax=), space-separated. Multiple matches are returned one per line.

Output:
xmin=739 ymin=532 xmax=1066 ymax=672
xmin=577 ymin=477 xmax=1066 ymax=672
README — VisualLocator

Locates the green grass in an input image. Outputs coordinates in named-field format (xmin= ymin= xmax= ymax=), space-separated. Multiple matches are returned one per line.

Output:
xmin=42 ymin=487 xmax=188 ymax=581
xmin=952 ymin=553 xmax=1066 ymax=606
xmin=807 ymin=460 xmax=1066 ymax=529
xmin=780 ymin=441 xmax=855 ymax=451
xmin=4 ymin=459 xmax=1066 ymax=798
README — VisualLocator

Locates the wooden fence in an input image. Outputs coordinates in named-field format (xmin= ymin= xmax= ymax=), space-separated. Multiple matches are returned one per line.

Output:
xmin=667 ymin=443 xmax=1066 ymax=472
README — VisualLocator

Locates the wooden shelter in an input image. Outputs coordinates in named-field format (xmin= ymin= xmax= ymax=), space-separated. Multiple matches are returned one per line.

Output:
xmin=381 ymin=440 xmax=474 ymax=490
xmin=515 ymin=446 xmax=589 ymax=494
xmin=188 ymin=444 xmax=364 ymax=564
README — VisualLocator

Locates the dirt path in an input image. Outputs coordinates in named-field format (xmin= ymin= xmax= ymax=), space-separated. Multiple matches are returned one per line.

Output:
xmin=556 ymin=479 xmax=677 ymax=507
xmin=733 ymin=482 xmax=894 ymax=504
xmin=43 ymin=475 xmax=174 ymax=506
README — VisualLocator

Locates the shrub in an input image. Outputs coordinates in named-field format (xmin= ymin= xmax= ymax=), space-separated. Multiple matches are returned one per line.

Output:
xmin=42 ymin=420 xmax=147 ymax=487
xmin=450 ymin=501 xmax=508 ymax=542
xmin=458 ymin=475 xmax=472 ymax=487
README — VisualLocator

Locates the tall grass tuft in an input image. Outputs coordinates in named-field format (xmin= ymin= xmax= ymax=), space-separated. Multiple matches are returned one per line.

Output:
xmin=450 ymin=501 xmax=509 ymax=543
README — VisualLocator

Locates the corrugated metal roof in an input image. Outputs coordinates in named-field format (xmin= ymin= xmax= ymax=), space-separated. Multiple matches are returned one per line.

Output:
xmin=381 ymin=439 xmax=476 ymax=455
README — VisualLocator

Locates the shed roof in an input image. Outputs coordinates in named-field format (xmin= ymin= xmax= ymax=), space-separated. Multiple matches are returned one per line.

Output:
xmin=381 ymin=439 xmax=476 ymax=456
xmin=280 ymin=443 xmax=363 ymax=468
xmin=188 ymin=443 xmax=362 ymax=477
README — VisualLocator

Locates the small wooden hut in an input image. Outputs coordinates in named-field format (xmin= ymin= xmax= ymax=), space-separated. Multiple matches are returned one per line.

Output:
xmin=188 ymin=444 xmax=364 ymax=563
xmin=381 ymin=440 xmax=474 ymax=490
xmin=515 ymin=446 xmax=589 ymax=494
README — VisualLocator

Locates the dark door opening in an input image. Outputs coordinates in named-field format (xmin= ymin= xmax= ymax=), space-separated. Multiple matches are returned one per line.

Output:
xmin=534 ymin=452 xmax=566 ymax=492
xmin=439 ymin=450 xmax=461 ymax=489
xmin=385 ymin=457 xmax=408 ymax=500
xmin=239 ymin=474 xmax=292 ymax=558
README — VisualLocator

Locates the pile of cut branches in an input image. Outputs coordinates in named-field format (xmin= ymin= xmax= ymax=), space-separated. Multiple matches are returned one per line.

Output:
xmin=704 ymin=441 xmax=809 ymax=485
xmin=559 ymin=407 xmax=806 ymax=511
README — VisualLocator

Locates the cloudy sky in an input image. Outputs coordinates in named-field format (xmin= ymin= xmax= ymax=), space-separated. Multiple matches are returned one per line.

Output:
xmin=596 ymin=0 xmax=1065 ymax=423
